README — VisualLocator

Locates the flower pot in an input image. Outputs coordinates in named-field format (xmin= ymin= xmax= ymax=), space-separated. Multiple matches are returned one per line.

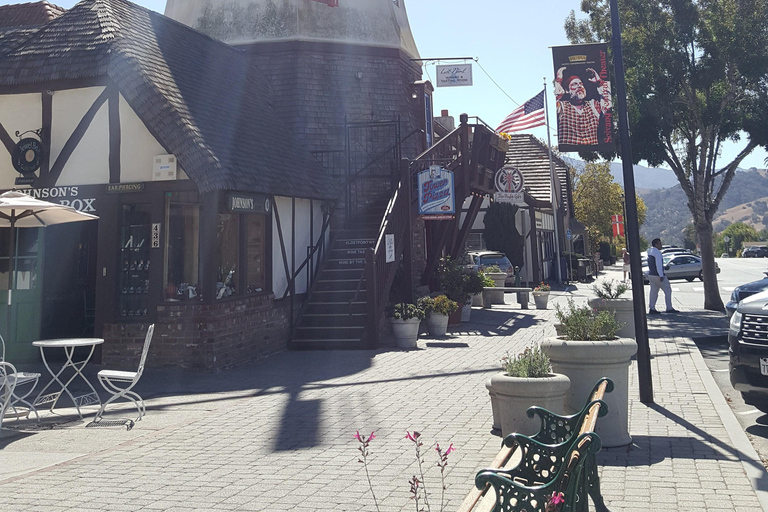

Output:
xmin=461 ymin=297 xmax=472 ymax=322
xmin=532 ymin=290 xmax=550 ymax=309
xmin=426 ymin=312 xmax=450 ymax=336
xmin=471 ymin=292 xmax=483 ymax=307
xmin=486 ymin=272 xmax=507 ymax=305
xmin=488 ymin=372 xmax=571 ymax=437
xmin=448 ymin=304 xmax=463 ymax=325
xmin=588 ymin=297 xmax=635 ymax=339
xmin=390 ymin=317 xmax=421 ymax=348
xmin=541 ymin=336 xmax=637 ymax=447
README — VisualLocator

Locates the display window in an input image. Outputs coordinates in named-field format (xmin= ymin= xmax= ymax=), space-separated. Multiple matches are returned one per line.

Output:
xmin=119 ymin=204 xmax=151 ymax=317
xmin=216 ymin=213 xmax=239 ymax=299
xmin=164 ymin=201 xmax=200 ymax=301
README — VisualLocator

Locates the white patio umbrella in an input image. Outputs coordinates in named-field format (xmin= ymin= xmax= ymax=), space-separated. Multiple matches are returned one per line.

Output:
xmin=0 ymin=191 xmax=98 ymax=316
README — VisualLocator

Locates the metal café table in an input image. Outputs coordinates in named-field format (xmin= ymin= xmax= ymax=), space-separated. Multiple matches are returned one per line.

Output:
xmin=33 ymin=338 xmax=104 ymax=418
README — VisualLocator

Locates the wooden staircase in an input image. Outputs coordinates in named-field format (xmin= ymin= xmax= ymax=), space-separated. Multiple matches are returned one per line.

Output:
xmin=290 ymin=206 xmax=383 ymax=350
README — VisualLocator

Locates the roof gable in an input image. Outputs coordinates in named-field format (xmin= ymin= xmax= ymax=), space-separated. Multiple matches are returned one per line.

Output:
xmin=0 ymin=1 xmax=65 ymax=31
xmin=0 ymin=0 xmax=336 ymax=200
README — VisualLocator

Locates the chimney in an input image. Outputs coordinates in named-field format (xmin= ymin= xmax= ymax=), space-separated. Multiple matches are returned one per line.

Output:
xmin=435 ymin=109 xmax=455 ymax=131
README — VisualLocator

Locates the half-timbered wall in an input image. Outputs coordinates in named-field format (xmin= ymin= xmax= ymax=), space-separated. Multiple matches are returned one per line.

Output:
xmin=0 ymin=92 xmax=42 ymax=187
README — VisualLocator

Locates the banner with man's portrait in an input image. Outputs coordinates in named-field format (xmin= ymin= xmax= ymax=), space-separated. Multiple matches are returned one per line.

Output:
xmin=551 ymin=43 xmax=614 ymax=153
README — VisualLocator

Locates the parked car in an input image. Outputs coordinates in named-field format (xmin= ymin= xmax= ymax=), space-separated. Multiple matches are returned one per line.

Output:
xmin=729 ymin=290 xmax=768 ymax=412
xmin=660 ymin=247 xmax=691 ymax=255
xmin=726 ymin=272 xmax=768 ymax=318
xmin=742 ymin=246 xmax=768 ymax=258
xmin=465 ymin=250 xmax=515 ymax=285
xmin=641 ymin=253 xmax=719 ymax=283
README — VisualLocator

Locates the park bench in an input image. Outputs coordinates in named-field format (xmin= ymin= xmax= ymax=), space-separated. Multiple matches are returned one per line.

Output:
xmin=457 ymin=378 xmax=613 ymax=512
xmin=481 ymin=287 xmax=533 ymax=309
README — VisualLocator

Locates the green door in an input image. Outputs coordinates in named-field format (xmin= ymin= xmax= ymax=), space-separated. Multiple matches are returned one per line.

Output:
xmin=0 ymin=227 xmax=43 ymax=362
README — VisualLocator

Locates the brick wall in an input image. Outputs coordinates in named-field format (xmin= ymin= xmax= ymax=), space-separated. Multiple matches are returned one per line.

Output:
xmin=102 ymin=293 xmax=290 ymax=372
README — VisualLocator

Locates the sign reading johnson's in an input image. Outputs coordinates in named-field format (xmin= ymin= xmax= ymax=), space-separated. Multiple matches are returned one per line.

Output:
xmin=418 ymin=165 xmax=455 ymax=219
xmin=227 ymin=193 xmax=270 ymax=214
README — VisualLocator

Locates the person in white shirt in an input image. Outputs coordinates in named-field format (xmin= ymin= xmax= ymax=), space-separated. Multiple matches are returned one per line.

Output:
xmin=646 ymin=238 xmax=678 ymax=314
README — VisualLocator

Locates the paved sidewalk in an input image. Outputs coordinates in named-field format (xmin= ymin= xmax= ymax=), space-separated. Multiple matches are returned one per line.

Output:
xmin=1 ymin=266 xmax=766 ymax=511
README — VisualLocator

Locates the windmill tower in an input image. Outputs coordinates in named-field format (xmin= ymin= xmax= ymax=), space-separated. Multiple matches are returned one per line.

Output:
xmin=164 ymin=0 xmax=428 ymax=164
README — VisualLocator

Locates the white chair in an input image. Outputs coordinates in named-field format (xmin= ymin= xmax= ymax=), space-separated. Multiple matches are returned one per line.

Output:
xmin=0 ymin=361 xmax=18 ymax=434
xmin=0 ymin=335 xmax=40 ymax=421
xmin=94 ymin=324 xmax=154 ymax=423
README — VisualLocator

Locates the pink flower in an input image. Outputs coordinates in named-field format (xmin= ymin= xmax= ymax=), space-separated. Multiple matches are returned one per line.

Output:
xmin=445 ymin=443 xmax=455 ymax=455
xmin=549 ymin=492 xmax=564 ymax=505
xmin=369 ymin=431 xmax=376 ymax=441
xmin=354 ymin=431 xmax=361 ymax=441
xmin=406 ymin=431 xmax=415 ymax=441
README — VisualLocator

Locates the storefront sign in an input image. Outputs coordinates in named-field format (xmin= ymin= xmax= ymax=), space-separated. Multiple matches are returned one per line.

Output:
xmin=436 ymin=64 xmax=473 ymax=87
xmin=20 ymin=186 xmax=97 ymax=213
xmin=106 ymin=183 xmax=145 ymax=193
xmin=12 ymin=137 xmax=44 ymax=175
xmin=494 ymin=166 xmax=526 ymax=206
xmin=418 ymin=165 xmax=455 ymax=218
xmin=228 ymin=193 xmax=270 ymax=213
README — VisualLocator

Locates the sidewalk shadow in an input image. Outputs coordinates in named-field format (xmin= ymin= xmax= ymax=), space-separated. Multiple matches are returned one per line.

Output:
xmin=647 ymin=310 xmax=728 ymax=340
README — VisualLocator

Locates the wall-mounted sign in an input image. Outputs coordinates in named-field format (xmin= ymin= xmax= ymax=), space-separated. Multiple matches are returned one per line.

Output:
xmin=12 ymin=137 xmax=44 ymax=176
xmin=385 ymin=234 xmax=395 ymax=263
xmin=436 ymin=64 xmax=473 ymax=88
xmin=228 ymin=193 xmax=270 ymax=213
xmin=494 ymin=166 xmax=526 ymax=205
xmin=20 ymin=186 xmax=97 ymax=213
xmin=418 ymin=165 xmax=455 ymax=219
xmin=106 ymin=183 xmax=145 ymax=193
xmin=153 ymin=154 xmax=177 ymax=181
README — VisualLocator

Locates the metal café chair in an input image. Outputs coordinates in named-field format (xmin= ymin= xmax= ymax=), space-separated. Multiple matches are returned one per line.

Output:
xmin=0 ymin=361 xmax=18 ymax=434
xmin=94 ymin=324 xmax=154 ymax=423
xmin=0 ymin=335 xmax=40 ymax=421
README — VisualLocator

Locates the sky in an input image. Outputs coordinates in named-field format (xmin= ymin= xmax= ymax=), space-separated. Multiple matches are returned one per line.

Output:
xmin=48 ymin=0 xmax=768 ymax=171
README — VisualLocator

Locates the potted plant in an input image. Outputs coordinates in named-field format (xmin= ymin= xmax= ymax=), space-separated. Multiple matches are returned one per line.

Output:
xmin=473 ymin=272 xmax=495 ymax=306
xmin=532 ymin=282 xmax=551 ymax=309
xmin=588 ymin=279 xmax=634 ymax=338
xmin=481 ymin=265 xmax=507 ymax=305
xmin=438 ymin=257 xmax=471 ymax=324
xmin=463 ymin=269 xmax=486 ymax=321
xmin=387 ymin=302 xmax=425 ymax=348
xmin=419 ymin=295 xmax=458 ymax=336
xmin=541 ymin=299 xmax=636 ymax=447
xmin=486 ymin=344 xmax=570 ymax=437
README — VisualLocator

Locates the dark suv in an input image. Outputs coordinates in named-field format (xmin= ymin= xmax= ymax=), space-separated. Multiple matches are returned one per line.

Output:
xmin=742 ymin=246 xmax=768 ymax=258
xmin=729 ymin=290 xmax=768 ymax=412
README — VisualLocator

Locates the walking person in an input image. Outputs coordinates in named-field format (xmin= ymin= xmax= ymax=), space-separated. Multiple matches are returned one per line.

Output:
xmin=622 ymin=248 xmax=630 ymax=282
xmin=647 ymin=238 xmax=678 ymax=314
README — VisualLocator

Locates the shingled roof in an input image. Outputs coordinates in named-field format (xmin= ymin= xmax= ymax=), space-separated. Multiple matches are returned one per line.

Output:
xmin=505 ymin=134 xmax=572 ymax=217
xmin=0 ymin=1 xmax=65 ymax=31
xmin=0 ymin=0 xmax=336 ymax=200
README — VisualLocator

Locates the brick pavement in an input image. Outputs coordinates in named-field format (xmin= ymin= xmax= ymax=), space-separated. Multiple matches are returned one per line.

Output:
xmin=1 ymin=265 xmax=766 ymax=511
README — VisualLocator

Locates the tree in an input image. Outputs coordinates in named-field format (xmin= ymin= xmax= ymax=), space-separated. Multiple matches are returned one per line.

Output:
xmin=716 ymin=221 xmax=759 ymax=254
xmin=573 ymin=161 xmax=647 ymax=249
xmin=483 ymin=202 xmax=524 ymax=267
xmin=682 ymin=224 xmax=698 ymax=251
xmin=565 ymin=0 xmax=768 ymax=310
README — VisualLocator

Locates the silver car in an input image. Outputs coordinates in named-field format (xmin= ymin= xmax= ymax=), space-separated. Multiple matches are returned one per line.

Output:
xmin=643 ymin=253 xmax=719 ymax=283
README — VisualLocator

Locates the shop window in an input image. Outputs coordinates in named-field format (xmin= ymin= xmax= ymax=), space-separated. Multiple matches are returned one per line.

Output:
xmin=164 ymin=202 xmax=200 ymax=301
xmin=119 ymin=204 xmax=151 ymax=318
xmin=245 ymin=215 xmax=266 ymax=293
xmin=216 ymin=213 xmax=239 ymax=299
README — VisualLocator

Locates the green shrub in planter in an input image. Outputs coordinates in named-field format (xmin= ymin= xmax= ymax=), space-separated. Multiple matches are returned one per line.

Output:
xmin=387 ymin=302 xmax=425 ymax=321
xmin=555 ymin=298 xmax=624 ymax=340
xmin=418 ymin=295 xmax=459 ymax=316
xmin=502 ymin=344 xmax=552 ymax=378
xmin=592 ymin=279 xmax=628 ymax=299
xmin=464 ymin=269 xmax=486 ymax=295
xmin=480 ymin=273 xmax=496 ymax=287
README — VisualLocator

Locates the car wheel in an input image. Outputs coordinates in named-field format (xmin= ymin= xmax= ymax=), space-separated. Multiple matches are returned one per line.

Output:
xmin=742 ymin=393 xmax=768 ymax=414
xmin=686 ymin=277 xmax=694 ymax=282
xmin=699 ymin=270 xmax=703 ymax=281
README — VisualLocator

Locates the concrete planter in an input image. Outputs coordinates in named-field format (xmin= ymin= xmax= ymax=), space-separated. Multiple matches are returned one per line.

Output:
xmin=588 ymin=297 xmax=635 ymax=339
xmin=390 ymin=318 xmax=421 ymax=348
xmin=471 ymin=292 xmax=483 ymax=307
xmin=541 ymin=336 xmax=637 ymax=447
xmin=426 ymin=312 xmax=449 ymax=336
xmin=488 ymin=372 xmax=571 ymax=437
xmin=486 ymin=273 xmax=507 ymax=305
xmin=461 ymin=297 xmax=472 ymax=322
xmin=532 ymin=290 xmax=550 ymax=309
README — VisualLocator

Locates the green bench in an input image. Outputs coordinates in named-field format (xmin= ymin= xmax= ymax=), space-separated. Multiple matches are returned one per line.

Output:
xmin=458 ymin=378 xmax=613 ymax=512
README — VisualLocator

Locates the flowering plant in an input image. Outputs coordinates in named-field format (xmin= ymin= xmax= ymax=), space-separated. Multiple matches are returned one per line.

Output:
xmin=480 ymin=264 xmax=503 ymax=274
xmin=354 ymin=430 xmax=455 ymax=512
xmin=497 ymin=132 xmax=513 ymax=140
xmin=502 ymin=344 xmax=552 ymax=378
xmin=555 ymin=298 xmax=623 ymax=340
xmin=534 ymin=282 xmax=551 ymax=292
xmin=387 ymin=302 xmax=426 ymax=321
xmin=418 ymin=295 xmax=459 ymax=316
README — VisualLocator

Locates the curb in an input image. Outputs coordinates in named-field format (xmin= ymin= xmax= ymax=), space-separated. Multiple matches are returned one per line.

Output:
xmin=686 ymin=335 xmax=768 ymax=510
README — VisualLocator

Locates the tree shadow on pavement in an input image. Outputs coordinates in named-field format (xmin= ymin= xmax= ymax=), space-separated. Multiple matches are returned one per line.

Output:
xmin=646 ymin=309 xmax=728 ymax=340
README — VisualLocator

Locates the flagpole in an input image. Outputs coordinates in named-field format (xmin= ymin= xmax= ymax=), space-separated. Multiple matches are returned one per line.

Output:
xmin=543 ymin=81 xmax=562 ymax=284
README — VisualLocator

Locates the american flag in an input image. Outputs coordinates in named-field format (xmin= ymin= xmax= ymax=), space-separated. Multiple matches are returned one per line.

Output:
xmin=496 ymin=90 xmax=546 ymax=133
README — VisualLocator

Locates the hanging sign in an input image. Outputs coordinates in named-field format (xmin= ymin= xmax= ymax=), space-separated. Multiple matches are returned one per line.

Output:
xmin=418 ymin=165 xmax=455 ymax=219
xmin=12 ymin=137 xmax=44 ymax=176
xmin=385 ymin=234 xmax=395 ymax=263
xmin=611 ymin=214 xmax=624 ymax=237
xmin=436 ymin=64 xmax=473 ymax=87
xmin=493 ymin=166 xmax=525 ymax=205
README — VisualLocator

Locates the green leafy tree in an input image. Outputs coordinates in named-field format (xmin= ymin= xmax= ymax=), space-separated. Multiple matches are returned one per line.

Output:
xmin=565 ymin=0 xmax=768 ymax=310
xmin=716 ymin=222 xmax=759 ymax=255
xmin=483 ymin=202 xmax=524 ymax=267
xmin=573 ymin=162 xmax=646 ymax=249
